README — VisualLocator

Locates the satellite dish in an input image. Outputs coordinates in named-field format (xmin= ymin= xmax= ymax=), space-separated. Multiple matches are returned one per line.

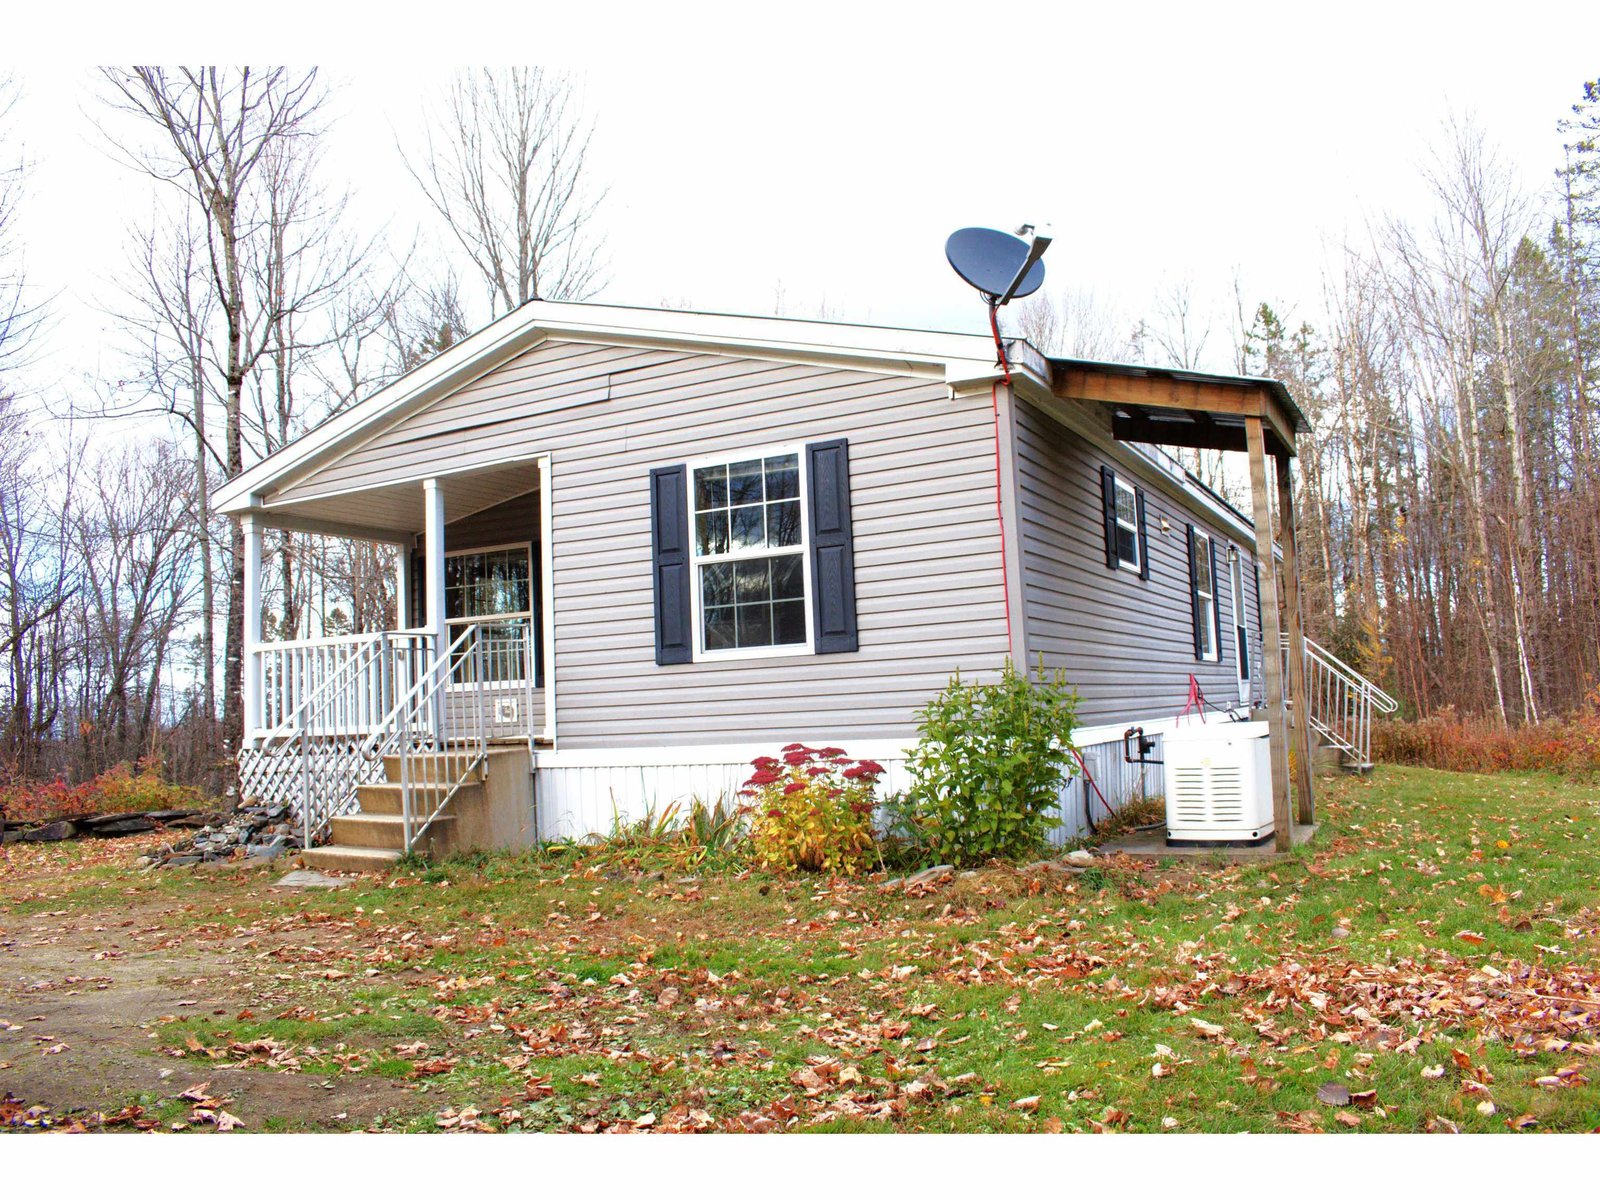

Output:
xmin=945 ymin=226 xmax=1050 ymax=306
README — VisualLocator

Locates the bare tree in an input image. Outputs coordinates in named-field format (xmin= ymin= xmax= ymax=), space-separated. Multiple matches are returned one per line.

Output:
xmin=1008 ymin=286 xmax=1128 ymax=360
xmin=97 ymin=67 xmax=327 ymax=748
xmin=0 ymin=75 xmax=44 ymax=376
xmin=406 ymin=68 xmax=605 ymax=315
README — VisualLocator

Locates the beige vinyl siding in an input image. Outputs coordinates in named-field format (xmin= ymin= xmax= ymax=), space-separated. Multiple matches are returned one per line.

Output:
xmin=1015 ymin=398 xmax=1257 ymax=724
xmin=274 ymin=339 xmax=1011 ymax=749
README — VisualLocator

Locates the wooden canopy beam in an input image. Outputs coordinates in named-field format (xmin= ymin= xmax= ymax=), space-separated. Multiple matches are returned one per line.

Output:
xmin=1053 ymin=363 xmax=1298 ymax=457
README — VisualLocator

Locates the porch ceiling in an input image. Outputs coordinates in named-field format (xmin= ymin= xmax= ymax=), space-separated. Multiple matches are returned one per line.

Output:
xmin=252 ymin=460 xmax=541 ymax=544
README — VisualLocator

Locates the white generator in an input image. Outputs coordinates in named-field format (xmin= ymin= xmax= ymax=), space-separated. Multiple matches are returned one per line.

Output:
xmin=1162 ymin=719 xmax=1274 ymax=845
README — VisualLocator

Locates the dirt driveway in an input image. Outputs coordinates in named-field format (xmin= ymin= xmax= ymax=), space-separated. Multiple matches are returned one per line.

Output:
xmin=0 ymin=843 xmax=424 ymax=1132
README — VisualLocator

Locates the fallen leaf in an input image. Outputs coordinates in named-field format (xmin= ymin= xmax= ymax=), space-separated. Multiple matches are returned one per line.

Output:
xmin=1316 ymin=1082 xmax=1351 ymax=1107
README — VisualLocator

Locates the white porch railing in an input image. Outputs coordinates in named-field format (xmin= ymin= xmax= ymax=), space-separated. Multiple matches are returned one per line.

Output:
xmin=239 ymin=630 xmax=432 ymax=844
xmin=255 ymin=630 xmax=431 ymax=738
xmin=238 ymin=622 xmax=534 ymax=852
xmin=1280 ymin=635 xmax=1398 ymax=769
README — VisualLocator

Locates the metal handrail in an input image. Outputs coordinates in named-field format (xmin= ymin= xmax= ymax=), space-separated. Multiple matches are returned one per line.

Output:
xmin=1279 ymin=634 xmax=1395 ymax=767
xmin=1291 ymin=635 xmax=1399 ymax=713
xmin=362 ymin=623 xmax=491 ymax=854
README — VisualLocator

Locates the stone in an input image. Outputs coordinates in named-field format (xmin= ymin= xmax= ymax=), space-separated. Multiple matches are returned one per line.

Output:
xmin=904 ymin=864 xmax=954 ymax=887
xmin=20 ymin=820 xmax=76 ymax=843
xmin=1065 ymin=849 xmax=1097 ymax=866
xmin=246 ymin=836 xmax=288 ymax=860
xmin=271 ymin=869 xmax=351 ymax=890
xmin=87 ymin=817 xmax=157 ymax=837
xmin=163 ymin=854 xmax=202 ymax=868
xmin=1 ymin=830 xmax=21 ymax=845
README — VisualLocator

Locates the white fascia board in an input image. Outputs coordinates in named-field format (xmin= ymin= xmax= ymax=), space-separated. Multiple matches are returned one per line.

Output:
xmin=214 ymin=301 xmax=1001 ymax=515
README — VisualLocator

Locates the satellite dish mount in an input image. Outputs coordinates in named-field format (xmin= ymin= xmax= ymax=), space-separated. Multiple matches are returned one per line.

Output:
xmin=944 ymin=223 xmax=1053 ymax=376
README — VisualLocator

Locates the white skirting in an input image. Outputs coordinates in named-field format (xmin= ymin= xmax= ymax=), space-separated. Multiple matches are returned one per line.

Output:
xmin=530 ymin=711 xmax=1240 ymax=844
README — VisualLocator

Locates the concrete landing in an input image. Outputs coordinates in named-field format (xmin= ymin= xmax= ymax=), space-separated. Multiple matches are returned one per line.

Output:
xmin=1099 ymin=822 xmax=1317 ymax=861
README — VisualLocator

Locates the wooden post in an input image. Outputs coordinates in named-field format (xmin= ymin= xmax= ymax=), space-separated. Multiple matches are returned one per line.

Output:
xmin=1246 ymin=417 xmax=1292 ymax=851
xmin=241 ymin=513 xmax=264 ymax=745
xmin=1277 ymin=452 xmax=1316 ymax=826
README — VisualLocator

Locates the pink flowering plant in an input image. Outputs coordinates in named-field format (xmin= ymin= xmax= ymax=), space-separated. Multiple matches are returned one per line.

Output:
xmin=739 ymin=744 xmax=885 ymax=875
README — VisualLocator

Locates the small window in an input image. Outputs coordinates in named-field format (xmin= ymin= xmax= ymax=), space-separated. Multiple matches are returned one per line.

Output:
xmin=1191 ymin=528 xmax=1219 ymax=662
xmin=690 ymin=449 xmax=810 ymax=657
xmin=1113 ymin=476 xmax=1141 ymax=573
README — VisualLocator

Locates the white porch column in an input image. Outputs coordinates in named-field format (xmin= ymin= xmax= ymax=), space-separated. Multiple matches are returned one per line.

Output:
xmin=423 ymin=479 xmax=447 ymax=662
xmin=241 ymin=513 xmax=264 ymax=742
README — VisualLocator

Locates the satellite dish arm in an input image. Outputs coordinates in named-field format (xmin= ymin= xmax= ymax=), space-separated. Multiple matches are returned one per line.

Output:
xmin=995 ymin=224 xmax=1053 ymax=307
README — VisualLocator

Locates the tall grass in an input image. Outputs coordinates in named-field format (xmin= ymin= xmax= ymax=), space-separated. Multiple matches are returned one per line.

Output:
xmin=1374 ymin=707 xmax=1600 ymax=775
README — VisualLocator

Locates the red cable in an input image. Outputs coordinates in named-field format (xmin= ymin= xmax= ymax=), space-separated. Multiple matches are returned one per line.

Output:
xmin=1067 ymin=742 xmax=1118 ymax=821
xmin=986 ymin=303 xmax=1014 ymax=657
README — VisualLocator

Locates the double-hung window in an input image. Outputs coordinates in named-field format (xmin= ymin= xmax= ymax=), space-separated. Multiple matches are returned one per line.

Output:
xmin=690 ymin=450 xmax=810 ymax=656
xmin=1190 ymin=527 xmax=1219 ymax=662
xmin=1112 ymin=475 xmax=1141 ymax=573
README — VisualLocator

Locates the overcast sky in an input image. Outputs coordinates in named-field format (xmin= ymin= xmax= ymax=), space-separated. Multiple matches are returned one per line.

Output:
xmin=4 ymin=3 xmax=1596 ymax=421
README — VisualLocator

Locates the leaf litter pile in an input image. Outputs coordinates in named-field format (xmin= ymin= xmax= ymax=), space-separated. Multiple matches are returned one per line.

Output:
xmin=1 ymin=765 xmax=1598 ymax=1133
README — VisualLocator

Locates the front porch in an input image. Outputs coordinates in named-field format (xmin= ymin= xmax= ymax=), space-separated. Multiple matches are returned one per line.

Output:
xmin=235 ymin=456 xmax=555 ymax=858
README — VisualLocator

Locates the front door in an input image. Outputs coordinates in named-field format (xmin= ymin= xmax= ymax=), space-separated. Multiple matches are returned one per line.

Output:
xmin=1231 ymin=549 xmax=1250 ymax=705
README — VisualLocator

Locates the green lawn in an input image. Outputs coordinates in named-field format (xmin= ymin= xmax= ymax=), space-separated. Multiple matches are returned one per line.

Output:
xmin=2 ymin=766 xmax=1597 ymax=1133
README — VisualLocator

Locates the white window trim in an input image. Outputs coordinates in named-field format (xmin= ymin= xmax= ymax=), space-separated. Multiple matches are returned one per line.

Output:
xmin=1113 ymin=475 xmax=1142 ymax=575
xmin=685 ymin=443 xmax=815 ymax=664
xmin=1192 ymin=528 xmax=1220 ymax=663
xmin=443 ymin=541 xmax=535 ymax=688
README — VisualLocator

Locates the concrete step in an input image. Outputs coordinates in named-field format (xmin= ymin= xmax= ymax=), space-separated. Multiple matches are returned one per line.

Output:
xmin=357 ymin=779 xmax=482 ymax=816
xmin=330 ymin=811 xmax=455 ymax=851
xmin=300 ymin=845 xmax=403 ymax=873
xmin=381 ymin=753 xmax=487 ymax=784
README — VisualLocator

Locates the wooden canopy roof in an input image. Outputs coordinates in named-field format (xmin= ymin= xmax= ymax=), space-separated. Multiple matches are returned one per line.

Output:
xmin=1050 ymin=359 xmax=1303 ymax=459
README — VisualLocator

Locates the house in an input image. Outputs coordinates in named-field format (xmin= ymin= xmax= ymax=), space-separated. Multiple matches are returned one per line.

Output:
xmin=215 ymin=301 xmax=1385 ymax=870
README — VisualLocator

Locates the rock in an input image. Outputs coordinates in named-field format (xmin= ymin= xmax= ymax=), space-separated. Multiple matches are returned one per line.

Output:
xmin=1065 ymin=849 xmax=1097 ymax=866
xmin=271 ymin=869 xmax=351 ymax=890
xmin=246 ymin=836 xmax=288 ymax=860
xmin=164 ymin=814 xmax=212 ymax=829
xmin=1330 ymin=925 xmax=1351 ymax=940
xmin=1 ymin=830 xmax=21 ymax=844
xmin=1024 ymin=858 xmax=1086 ymax=875
xmin=20 ymin=820 xmax=77 ymax=843
xmin=163 ymin=854 xmax=202 ymax=868
xmin=88 ymin=817 xmax=157 ymax=837
xmin=904 ymin=864 xmax=954 ymax=887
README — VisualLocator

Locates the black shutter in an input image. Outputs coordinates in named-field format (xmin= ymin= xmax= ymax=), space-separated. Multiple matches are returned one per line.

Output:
xmin=650 ymin=465 xmax=693 ymax=665
xmin=1100 ymin=465 xmax=1119 ymax=569
xmin=807 ymin=438 xmax=858 ymax=654
xmin=1186 ymin=523 xmax=1203 ymax=659
xmin=1135 ymin=488 xmax=1150 ymax=581
xmin=1209 ymin=537 xmax=1222 ymax=662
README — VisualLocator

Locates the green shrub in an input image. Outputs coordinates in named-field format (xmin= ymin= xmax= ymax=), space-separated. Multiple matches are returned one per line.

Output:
xmin=898 ymin=661 xmax=1079 ymax=866
xmin=741 ymin=744 xmax=882 ymax=875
